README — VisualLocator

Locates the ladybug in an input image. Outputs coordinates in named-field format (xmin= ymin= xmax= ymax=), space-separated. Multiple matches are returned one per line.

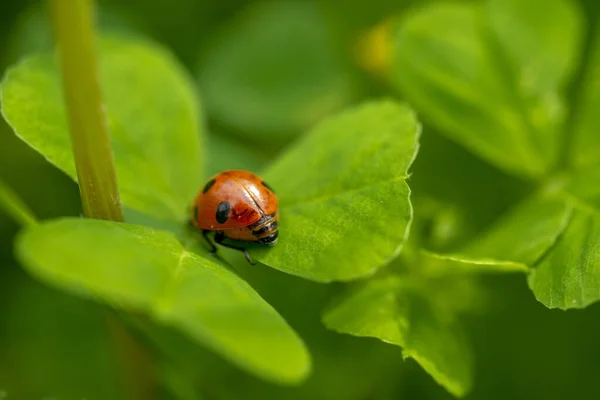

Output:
xmin=190 ymin=170 xmax=279 ymax=263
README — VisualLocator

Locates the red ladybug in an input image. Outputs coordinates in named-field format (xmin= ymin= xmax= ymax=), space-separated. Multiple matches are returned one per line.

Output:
xmin=190 ymin=170 xmax=279 ymax=263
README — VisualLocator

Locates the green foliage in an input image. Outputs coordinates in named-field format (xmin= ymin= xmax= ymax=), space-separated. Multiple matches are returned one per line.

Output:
xmin=197 ymin=1 xmax=356 ymax=143
xmin=322 ymin=253 xmax=482 ymax=397
xmin=445 ymin=194 xmax=572 ymax=267
xmin=324 ymin=276 xmax=474 ymax=397
xmin=571 ymin=20 xmax=600 ymax=168
xmin=256 ymin=101 xmax=420 ymax=281
xmin=528 ymin=208 xmax=600 ymax=309
xmin=1 ymin=35 xmax=203 ymax=222
xmin=2 ymin=33 xmax=421 ymax=284
xmin=317 ymin=0 xmax=600 ymax=395
xmin=389 ymin=0 xmax=581 ymax=178
xmin=381 ymin=0 xmax=600 ymax=311
xmin=0 ymin=27 xmax=421 ymax=390
xmin=16 ymin=218 xmax=310 ymax=384
xmin=3 ymin=0 xmax=600 ymax=399
xmin=565 ymin=166 xmax=600 ymax=211
xmin=0 ymin=33 xmax=313 ymax=386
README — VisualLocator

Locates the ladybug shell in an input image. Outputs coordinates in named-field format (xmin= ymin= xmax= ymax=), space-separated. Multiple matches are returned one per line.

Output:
xmin=192 ymin=170 xmax=278 ymax=231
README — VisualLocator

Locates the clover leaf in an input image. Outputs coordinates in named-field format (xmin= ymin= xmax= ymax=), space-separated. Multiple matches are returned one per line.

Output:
xmin=320 ymin=4 xmax=589 ymax=388
xmin=527 ymin=208 xmax=600 ymax=309
xmin=370 ymin=0 xmax=600 ymax=311
xmin=386 ymin=0 xmax=582 ymax=178
xmin=1 ymin=34 xmax=203 ymax=222
xmin=255 ymin=100 xmax=421 ymax=282
xmin=524 ymin=25 xmax=600 ymax=309
xmin=564 ymin=25 xmax=600 ymax=209
xmin=428 ymin=191 xmax=600 ymax=310
xmin=323 ymin=269 xmax=475 ymax=397
xmin=15 ymin=218 xmax=310 ymax=384
xmin=438 ymin=194 xmax=572 ymax=269
xmin=419 ymin=18 xmax=600 ymax=310
xmin=571 ymin=23 xmax=600 ymax=169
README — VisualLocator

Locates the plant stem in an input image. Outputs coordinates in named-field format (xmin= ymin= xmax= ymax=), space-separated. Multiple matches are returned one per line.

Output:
xmin=47 ymin=2 xmax=153 ymax=398
xmin=0 ymin=179 xmax=37 ymax=227
xmin=48 ymin=0 xmax=123 ymax=222
xmin=106 ymin=312 xmax=157 ymax=400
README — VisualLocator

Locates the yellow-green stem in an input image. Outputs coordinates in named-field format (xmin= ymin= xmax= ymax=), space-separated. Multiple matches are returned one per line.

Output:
xmin=47 ymin=2 xmax=153 ymax=398
xmin=0 ymin=179 xmax=37 ymax=227
xmin=48 ymin=0 xmax=123 ymax=221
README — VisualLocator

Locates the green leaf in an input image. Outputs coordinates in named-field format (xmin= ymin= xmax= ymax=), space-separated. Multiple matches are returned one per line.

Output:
xmin=485 ymin=0 xmax=582 ymax=95
xmin=322 ymin=276 xmax=473 ymax=397
xmin=402 ymin=297 xmax=473 ymax=399
xmin=438 ymin=195 xmax=572 ymax=269
xmin=323 ymin=278 xmax=408 ymax=346
xmin=197 ymin=1 xmax=355 ymax=142
xmin=389 ymin=0 xmax=582 ymax=177
xmin=571 ymin=23 xmax=600 ymax=168
xmin=563 ymin=166 xmax=600 ymax=213
xmin=528 ymin=208 xmax=600 ymax=309
xmin=1 ymin=35 xmax=203 ymax=222
xmin=421 ymin=251 xmax=528 ymax=275
xmin=15 ymin=218 xmax=310 ymax=384
xmin=204 ymin=132 xmax=269 ymax=179
xmin=254 ymin=100 xmax=420 ymax=282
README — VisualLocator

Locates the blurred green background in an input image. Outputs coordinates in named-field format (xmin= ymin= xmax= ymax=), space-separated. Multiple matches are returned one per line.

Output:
xmin=1 ymin=0 xmax=600 ymax=399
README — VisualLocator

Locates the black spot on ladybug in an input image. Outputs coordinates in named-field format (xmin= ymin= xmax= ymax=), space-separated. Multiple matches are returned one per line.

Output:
xmin=193 ymin=205 xmax=198 ymax=221
xmin=261 ymin=181 xmax=275 ymax=193
xmin=202 ymin=178 xmax=217 ymax=194
xmin=216 ymin=201 xmax=231 ymax=224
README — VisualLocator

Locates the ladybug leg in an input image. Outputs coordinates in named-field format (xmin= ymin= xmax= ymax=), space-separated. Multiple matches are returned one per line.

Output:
xmin=201 ymin=230 xmax=217 ymax=253
xmin=243 ymin=250 xmax=255 ymax=266
xmin=214 ymin=233 xmax=256 ymax=265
